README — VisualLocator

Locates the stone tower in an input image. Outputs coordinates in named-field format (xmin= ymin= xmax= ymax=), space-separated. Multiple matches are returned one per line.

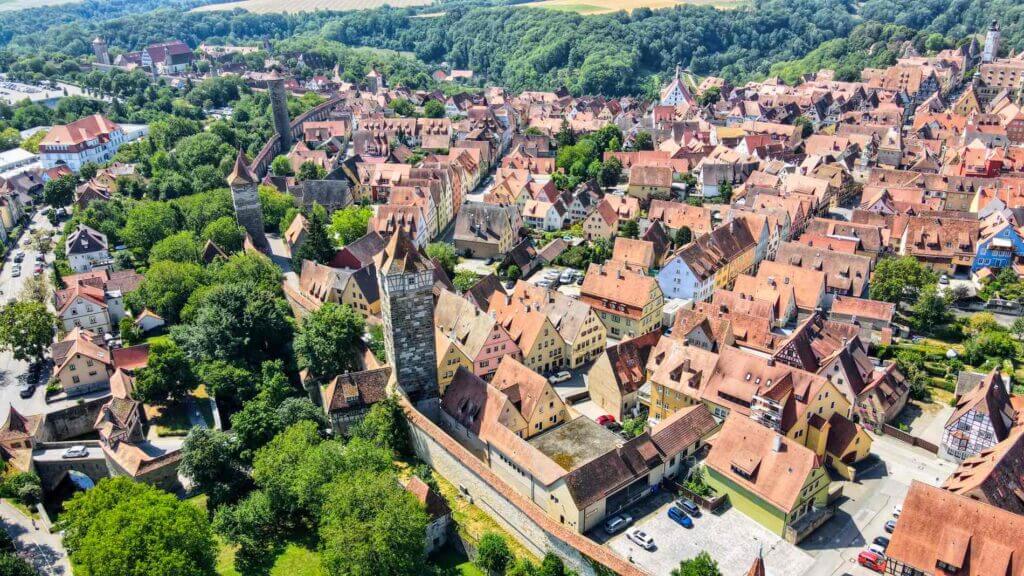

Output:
xmin=366 ymin=67 xmax=383 ymax=94
xmin=227 ymin=150 xmax=268 ymax=250
xmin=267 ymin=70 xmax=292 ymax=152
xmin=92 ymin=37 xmax=110 ymax=66
xmin=984 ymin=20 xmax=1001 ymax=63
xmin=377 ymin=231 xmax=439 ymax=413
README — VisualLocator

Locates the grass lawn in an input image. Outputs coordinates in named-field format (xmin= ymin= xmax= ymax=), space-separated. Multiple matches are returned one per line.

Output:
xmin=431 ymin=545 xmax=484 ymax=576
xmin=147 ymin=388 xmax=215 ymax=436
xmin=215 ymin=540 xmax=325 ymax=576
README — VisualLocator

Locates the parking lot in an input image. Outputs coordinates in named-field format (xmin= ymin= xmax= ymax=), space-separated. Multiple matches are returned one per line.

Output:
xmin=600 ymin=492 xmax=815 ymax=576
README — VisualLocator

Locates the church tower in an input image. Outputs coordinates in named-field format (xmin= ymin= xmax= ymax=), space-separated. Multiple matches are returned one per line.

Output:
xmin=984 ymin=20 xmax=1001 ymax=63
xmin=227 ymin=150 xmax=268 ymax=250
xmin=377 ymin=232 xmax=439 ymax=414
xmin=92 ymin=37 xmax=110 ymax=66
xmin=267 ymin=70 xmax=292 ymax=152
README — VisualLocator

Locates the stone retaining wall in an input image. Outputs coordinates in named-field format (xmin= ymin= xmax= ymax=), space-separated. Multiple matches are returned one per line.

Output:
xmin=402 ymin=399 xmax=647 ymax=576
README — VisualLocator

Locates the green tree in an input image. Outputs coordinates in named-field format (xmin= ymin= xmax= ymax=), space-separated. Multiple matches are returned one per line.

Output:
xmin=329 ymin=205 xmax=373 ymax=246
xmin=199 ymin=360 xmax=256 ymax=404
xmin=673 ymin=226 xmax=692 ymax=246
xmin=869 ymin=256 xmax=937 ymax=307
xmin=963 ymin=330 xmax=1018 ymax=366
xmin=293 ymin=204 xmax=334 ymax=270
xmin=537 ymin=553 xmax=569 ymax=576
xmin=0 ymin=301 xmax=55 ymax=364
xmin=294 ymin=302 xmax=366 ymax=378
xmin=201 ymin=216 xmax=245 ymax=253
xmin=911 ymin=285 xmax=951 ymax=332
xmin=390 ymin=98 xmax=416 ymax=117
xmin=505 ymin=264 xmax=522 ymax=281
xmin=556 ymin=120 xmax=575 ymax=147
xmin=62 ymin=477 xmax=216 ymax=576
xmin=208 ymin=252 xmax=282 ymax=295
xmin=252 ymin=421 xmax=345 ymax=524
xmin=122 ymin=201 xmax=180 ymax=257
xmin=172 ymin=283 xmax=293 ymax=369
xmin=454 ymin=270 xmax=480 ymax=292
xmin=697 ymin=86 xmax=721 ymax=107
xmin=0 ymin=553 xmax=36 ymax=576
xmin=599 ymin=156 xmax=623 ymax=188
xmin=43 ymin=174 xmax=76 ymax=207
xmin=1012 ymin=317 xmax=1024 ymax=340
xmin=259 ymin=185 xmax=297 ymax=234
xmin=277 ymin=397 xmax=328 ymax=430
xmin=213 ymin=491 xmax=278 ymax=573
xmin=507 ymin=558 xmax=538 ymax=576
xmin=633 ymin=131 xmax=654 ymax=151
xmin=180 ymin=427 xmax=248 ymax=508
xmin=423 ymin=99 xmax=446 ymax=118
xmin=351 ymin=396 xmax=411 ymax=455
xmin=476 ymin=532 xmax=512 ymax=574
xmin=671 ymin=551 xmax=722 ymax=576
xmin=134 ymin=339 xmax=198 ymax=405
xmin=0 ymin=127 xmax=22 ymax=152
xmin=20 ymin=129 xmax=46 ymax=153
xmin=270 ymin=155 xmax=292 ymax=177
xmin=426 ymin=242 xmax=459 ymax=276
xmin=296 ymin=160 xmax=327 ymax=182
xmin=319 ymin=468 xmax=427 ymax=576
xmin=620 ymin=219 xmax=639 ymax=239
xmin=125 ymin=261 xmax=206 ymax=324
xmin=793 ymin=116 xmax=814 ymax=139
xmin=148 ymin=231 xmax=202 ymax=265
xmin=965 ymin=312 xmax=1001 ymax=337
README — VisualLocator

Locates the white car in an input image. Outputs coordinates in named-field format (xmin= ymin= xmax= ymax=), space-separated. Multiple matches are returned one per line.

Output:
xmin=893 ymin=505 xmax=902 ymax=518
xmin=548 ymin=371 xmax=572 ymax=384
xmin=868 ymin=543 xmax=887 ymax=557
xmin=62 ymin=445 xmax=89 ymax=459
xmin=626 ymin=528 xmax=655 ymax=550
xmin=11 ymin=266 xmax=20 ymax=277
xmin=536 ymin=279 xmax=553 ymax=288
xmin=544 ymin=270 xmax=561 ymax=280
xmin=559 ymin=269 xmax=576 ymax=284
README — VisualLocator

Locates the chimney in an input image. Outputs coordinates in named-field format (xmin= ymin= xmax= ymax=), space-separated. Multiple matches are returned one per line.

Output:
xmin=766 ymin=357 xmax=775 ymax=367
xmin=772 ymin=434 xmax=783 ymax=453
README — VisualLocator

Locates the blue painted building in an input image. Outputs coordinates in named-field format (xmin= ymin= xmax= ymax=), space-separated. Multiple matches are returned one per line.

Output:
xmin=973 ymin=220 xmax=1024 ymax=271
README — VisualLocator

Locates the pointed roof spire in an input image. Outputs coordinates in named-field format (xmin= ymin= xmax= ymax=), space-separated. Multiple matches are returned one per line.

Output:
xmin=227 ymin=149 xmax=255 ymax=186
xmin=746 ymin=547 xmax=766 ymax=576
xmin=675 ymin=64 xmax=682 ymax=79
xmin=380 ymin=231 xmax=433 ymax=275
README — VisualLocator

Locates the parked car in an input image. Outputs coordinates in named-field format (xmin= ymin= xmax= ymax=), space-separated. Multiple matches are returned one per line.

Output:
xmin=858 ymin=550 xmax=885 ymax=573
xmin=18 ymin=382 xmax=35 ymax=399
xmin=873 ymin=536 xmax=890 ymax=550
xmin=11 ymin=266 xmax=20 ymax=277
xmin=939 ymin=274 xmax=949 ymax=285
xmin=536 ymin=279 xmax=553 ymax=288
xmin=603 ymin=514 xmax=632 ymax=534
xmin=868 ymin=543 xmax=887 ymax=556
xmin=667 ymin=506 xmax=693 ymax=528
xmin=548 ymin=371 xmax=572 ymax=384
xmin=13 ymin=251 xmax=24 ymax=263
xmin=576 ymin=275 xmax=584 ymax=285
xmin=35 ymin=254 xmax=44 ymax=262
xmin=674 ymin=498 xmax=701 ymax=517
xmin=892 ymin=505 xmax=902 ymax=518
xmin=596 ymin=414 xmax=616 ymax=426
xmin=605 ymin=422 xmax=623 ymax=433
xmin=62 ymin=445 xmax=89 ymax=459
xmin=626 ymin=528 xmax=655 ymax=550
xmin=544 ymin=270 xmax=561 ymax=280
xmin=559 ymin=269 xmax=575 ymax=284
xmin=884 ymin=519 xmax=897 ymax=533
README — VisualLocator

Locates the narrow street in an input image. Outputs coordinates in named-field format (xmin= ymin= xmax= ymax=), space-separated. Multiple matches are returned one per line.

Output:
xmin=0 ymin=500 xmax=70 ymax=576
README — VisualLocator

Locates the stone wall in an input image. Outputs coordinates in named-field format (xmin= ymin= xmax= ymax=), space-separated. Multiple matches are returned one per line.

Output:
xmin=402 ymin=399 xmax=647 ymax=576
xmin=43 ymin=396 xmax=109 ymax=440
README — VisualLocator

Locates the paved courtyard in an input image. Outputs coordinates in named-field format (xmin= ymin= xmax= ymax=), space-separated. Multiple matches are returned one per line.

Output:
xmin=602 ymin=492 xmax=814 ymax=576
xmin=891 ymin=400 xmax=954 ymax=446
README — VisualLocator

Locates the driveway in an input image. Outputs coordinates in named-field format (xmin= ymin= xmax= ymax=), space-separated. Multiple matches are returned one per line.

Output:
xmin=891 ymin=400 xmax=954 ymax=447
xmin=799 ymin=434 xmax=956 ymax=576
xmin=602 ymin=492 xmax=814 ymax=576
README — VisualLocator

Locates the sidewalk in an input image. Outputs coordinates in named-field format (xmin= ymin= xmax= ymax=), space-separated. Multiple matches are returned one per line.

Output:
xmin=0 ymin=499 xmax=71 ymax=575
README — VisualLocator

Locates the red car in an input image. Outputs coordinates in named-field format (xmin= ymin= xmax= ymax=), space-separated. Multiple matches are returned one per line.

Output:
xmin=596 ymin=415 xmax=615 ymax=426
xmin=858 ymin=550 xmax=885 ymax=573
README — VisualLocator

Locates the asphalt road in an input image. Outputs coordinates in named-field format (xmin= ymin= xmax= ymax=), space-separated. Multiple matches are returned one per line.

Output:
xmin=0 ymin=499 xmax=70 ymax=576
xmin=0 ymin=209 xmax=57 ymax=418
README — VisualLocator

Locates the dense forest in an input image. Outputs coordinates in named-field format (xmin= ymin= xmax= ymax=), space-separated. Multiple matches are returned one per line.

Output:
xmin=1 ymin=0 xmax=1022 ymax=96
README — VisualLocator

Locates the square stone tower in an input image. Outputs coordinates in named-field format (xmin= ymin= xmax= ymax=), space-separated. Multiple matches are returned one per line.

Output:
xmin=227 ymin=150 xmax=268 ymax=251
xmin=92 ymin=37 xmax=110 ymax=66
xmin=377 ymin=232 xmax=439 ymax=411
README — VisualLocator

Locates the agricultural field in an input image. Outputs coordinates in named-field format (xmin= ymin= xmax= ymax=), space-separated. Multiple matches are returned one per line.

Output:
xmin=0 ymin=0 xmax=80 ymax=11
xmin=194 ymin=0 xmax=431 ymax=13
xmin=520 ymin=0 xmax=747 ymax=14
